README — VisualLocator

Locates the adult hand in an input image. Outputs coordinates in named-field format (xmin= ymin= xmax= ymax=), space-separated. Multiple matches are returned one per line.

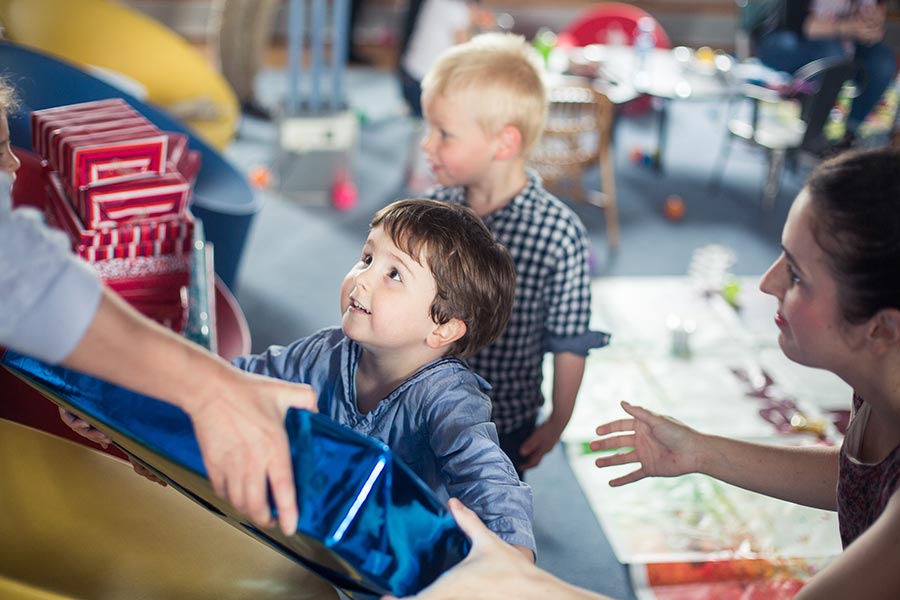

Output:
xmin=518 ymin=417 xmax=565 ymax=471
xmin=590 ymin=401 xmax=699 ymax=486
xmin=187 ymin=369 xmax=318 ymax=536
xmin=384 ymin=499 xmax=610 ymax=600
xmin=382 ymin=498 xmax=542 ymax=600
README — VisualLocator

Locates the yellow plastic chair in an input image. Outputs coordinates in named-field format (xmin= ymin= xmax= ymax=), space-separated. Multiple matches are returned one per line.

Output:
xmin=0 ymin=0 xmax=239 ymax=149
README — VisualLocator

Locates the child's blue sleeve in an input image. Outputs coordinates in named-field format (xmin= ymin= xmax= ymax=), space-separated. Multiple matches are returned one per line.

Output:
xmin=231 ymin=327 xmax=339 ymax=382
xmin=423 ymin=372 xmax=537 ymax=556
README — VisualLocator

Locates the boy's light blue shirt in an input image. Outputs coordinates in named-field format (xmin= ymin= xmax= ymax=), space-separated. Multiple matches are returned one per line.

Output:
xmin=233 ymin=326 xmax=536 ymax=555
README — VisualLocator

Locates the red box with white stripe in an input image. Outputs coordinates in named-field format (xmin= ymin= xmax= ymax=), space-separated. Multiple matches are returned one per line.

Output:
xmin=44 ymin=172 xmax=194 ymax=249
xmin=60 ymin=126 xmax=168 ymax=191
xmin=31 ymin=99 xmax=136 ymax=156
xmin=76 ymin=171 xmax=190 ymax=229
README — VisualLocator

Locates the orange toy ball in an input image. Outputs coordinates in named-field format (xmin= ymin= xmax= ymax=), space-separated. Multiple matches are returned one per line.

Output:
xmin=629 ymin=148 xmax=644 ymax=164
xmin=664 ymin=195 xmax=686 ymax=221
xmin=248 ymin=165 xmax=272 ymax=189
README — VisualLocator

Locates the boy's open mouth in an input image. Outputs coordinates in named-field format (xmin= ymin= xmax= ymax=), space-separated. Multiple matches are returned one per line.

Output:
xmin=350 ymin=298 xmax=371 ymax=314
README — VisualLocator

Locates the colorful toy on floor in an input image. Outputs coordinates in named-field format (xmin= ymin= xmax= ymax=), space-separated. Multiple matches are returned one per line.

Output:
xmin=248 ymin=165 xmax=274 ymax=190
xmin=663 ymin=194 xmax=685 ymax=221
xmin=332 ymin=172 xmax=359 ymax=211
xmin=629 ymin=147 xmax=660 ymax=168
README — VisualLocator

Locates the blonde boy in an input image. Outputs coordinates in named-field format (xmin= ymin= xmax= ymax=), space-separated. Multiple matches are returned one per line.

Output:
xmin=235 ymin=199 xmax=536 ymax=559
xmin=420 ymin=33 xmax=609 ymax=475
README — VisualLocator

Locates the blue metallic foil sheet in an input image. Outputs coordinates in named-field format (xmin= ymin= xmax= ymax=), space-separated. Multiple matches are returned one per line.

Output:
xmin=2 ymin=351 xmax=470 ymax=597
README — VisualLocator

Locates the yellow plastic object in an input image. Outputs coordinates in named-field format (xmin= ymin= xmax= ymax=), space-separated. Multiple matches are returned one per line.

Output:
xmin=0 ymin=0 xmax=238 ymax=149
xmin=0 ymin=419 xmax=338 ymax=600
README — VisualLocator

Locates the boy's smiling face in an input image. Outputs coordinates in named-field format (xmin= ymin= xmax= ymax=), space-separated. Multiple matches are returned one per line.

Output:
xmin=340 ymin=225 xmax=441 ymax=354
xmin=420 ymin=90 xmax=500 ymax=188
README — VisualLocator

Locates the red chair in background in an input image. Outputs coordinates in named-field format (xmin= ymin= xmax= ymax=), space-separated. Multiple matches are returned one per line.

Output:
xmin=559 ymin=2 xmax=671 ymax=116
xmin=560 ymin=2 xmax=671 ymax=48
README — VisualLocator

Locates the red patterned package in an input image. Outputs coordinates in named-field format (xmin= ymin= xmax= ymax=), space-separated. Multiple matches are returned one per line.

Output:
xmin=48 ymin=117 xmax=150 ymax=171
xmin=75 ymin=171 xmax=189 ymax=229
xmin=77 ymin=237 xmax=194 ymax=262
xmin=175 ymin=150 xmax=202 ymax=187
xmin=60 ymin=126 xmax=168 ymax=190
xmin=37 ymin=106 xmax=143 ymax=159
xmin=44 ymin=172 xmax=194 ymax=248
xmin=31 ymin=99 xmax=134 ymax=155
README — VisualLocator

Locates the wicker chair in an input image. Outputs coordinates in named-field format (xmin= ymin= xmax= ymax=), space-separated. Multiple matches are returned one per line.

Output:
xmin=530 ymin=76 xmax=619 ymax=249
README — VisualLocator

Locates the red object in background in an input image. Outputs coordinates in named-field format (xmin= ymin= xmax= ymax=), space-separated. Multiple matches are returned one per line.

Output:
xmin=561 ymin=2 xmax=672 ymax=116
xmin=332 ymin=172 xmax=358 ymax=212
xmin=562 ymin=2 xmax=671 ymax=48
xmin=664 ymin=195 xmax=686 ymax=221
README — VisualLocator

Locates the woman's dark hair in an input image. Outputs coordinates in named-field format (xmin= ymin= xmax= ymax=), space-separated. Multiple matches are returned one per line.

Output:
xmin=806 ymin=147 xmax=900 ymax=323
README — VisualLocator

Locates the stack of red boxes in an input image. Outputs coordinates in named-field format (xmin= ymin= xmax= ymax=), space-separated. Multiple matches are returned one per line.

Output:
xmin=33 ymin=98 xmax=202 ymax=333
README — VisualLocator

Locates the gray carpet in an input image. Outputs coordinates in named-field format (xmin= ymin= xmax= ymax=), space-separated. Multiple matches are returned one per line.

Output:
xmin=224 ymin=65 xmax=806 ymax=599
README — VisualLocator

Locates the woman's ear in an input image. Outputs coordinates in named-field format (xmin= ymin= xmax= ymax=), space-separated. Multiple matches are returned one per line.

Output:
xmin=493 ymin=124 xmax=523 ymax=161
xmin=866 ymin=308 xmax=900 ymax=353
xmin=427 ymin=318 xmax=467 ymax=350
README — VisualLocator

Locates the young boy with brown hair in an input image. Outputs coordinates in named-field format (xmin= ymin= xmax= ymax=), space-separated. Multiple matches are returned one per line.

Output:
xmin=234 ymin=198 xmax=536 ymax=559
xmin=420 ymin=33 xmax=609 ymax=476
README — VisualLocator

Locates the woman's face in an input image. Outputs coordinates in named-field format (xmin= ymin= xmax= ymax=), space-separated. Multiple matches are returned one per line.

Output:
xmin=759 ymin=189 xmax=865 ymax=373
xmin=0 ymin=110 xmax=21 ymax=178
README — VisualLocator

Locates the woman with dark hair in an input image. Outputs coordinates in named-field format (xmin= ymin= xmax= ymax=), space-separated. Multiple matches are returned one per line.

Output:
xmin=592 ymin=146 xmax=900 ymax=599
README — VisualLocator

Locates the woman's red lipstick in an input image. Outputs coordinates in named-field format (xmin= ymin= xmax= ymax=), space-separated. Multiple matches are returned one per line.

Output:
xmin=774 ymin=312 xmax=788 ymax=329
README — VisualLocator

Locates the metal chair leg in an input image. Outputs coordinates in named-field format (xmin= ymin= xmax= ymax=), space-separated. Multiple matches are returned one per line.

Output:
xmin=763 ymin=148 xmax=786 ymax=210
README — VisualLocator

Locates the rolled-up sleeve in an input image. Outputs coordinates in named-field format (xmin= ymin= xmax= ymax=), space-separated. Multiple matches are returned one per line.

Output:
xmin=544 ymin=217 xmax=610 ymax=356
xmin=0 ymin=206 xmax=101 ymax=363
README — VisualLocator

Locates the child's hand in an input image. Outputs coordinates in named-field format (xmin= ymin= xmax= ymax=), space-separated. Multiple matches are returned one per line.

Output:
xmin=58 ymin=407 xmax=112 ymax=448
xmin=590 ymin=401 xmax=699 ymax=486
xmin=518 ymin=418 xmax=566 ymax=471
xmin=129 ymin=459 xmax=168 ymax=487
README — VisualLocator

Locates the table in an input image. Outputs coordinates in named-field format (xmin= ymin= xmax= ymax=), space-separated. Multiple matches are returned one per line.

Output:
xmin=548 ymin=276 xmax=849 ymax=598
xmin=563 ymin=44 xmax=736 ymax=171
xmin=0 ymin=418 xmax=339 ymax=600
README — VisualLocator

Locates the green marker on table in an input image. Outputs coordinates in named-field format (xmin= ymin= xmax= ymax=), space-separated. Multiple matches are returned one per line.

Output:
xmin=578 ymin=441 xmax=635 ymax=455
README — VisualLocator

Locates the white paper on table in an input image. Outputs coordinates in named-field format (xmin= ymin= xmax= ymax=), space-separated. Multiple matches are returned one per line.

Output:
xmin=566 ymin=448 xmax=843 ymax=565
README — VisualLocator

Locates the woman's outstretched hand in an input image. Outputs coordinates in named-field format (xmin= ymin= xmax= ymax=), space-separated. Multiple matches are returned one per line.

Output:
xmin=590 ymin=401 xmax=701 ymax=486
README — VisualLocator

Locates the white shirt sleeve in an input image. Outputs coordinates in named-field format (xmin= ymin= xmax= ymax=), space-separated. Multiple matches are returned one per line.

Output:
xmin=401 ymin=0 xmax=472 ymax=81
xmin=0 ymin=173 xmax=102 ymax=363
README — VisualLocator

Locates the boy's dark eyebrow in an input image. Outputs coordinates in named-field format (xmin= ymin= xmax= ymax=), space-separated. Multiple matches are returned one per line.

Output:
xmin=389 ymin=250 xmax=418 ymax=278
